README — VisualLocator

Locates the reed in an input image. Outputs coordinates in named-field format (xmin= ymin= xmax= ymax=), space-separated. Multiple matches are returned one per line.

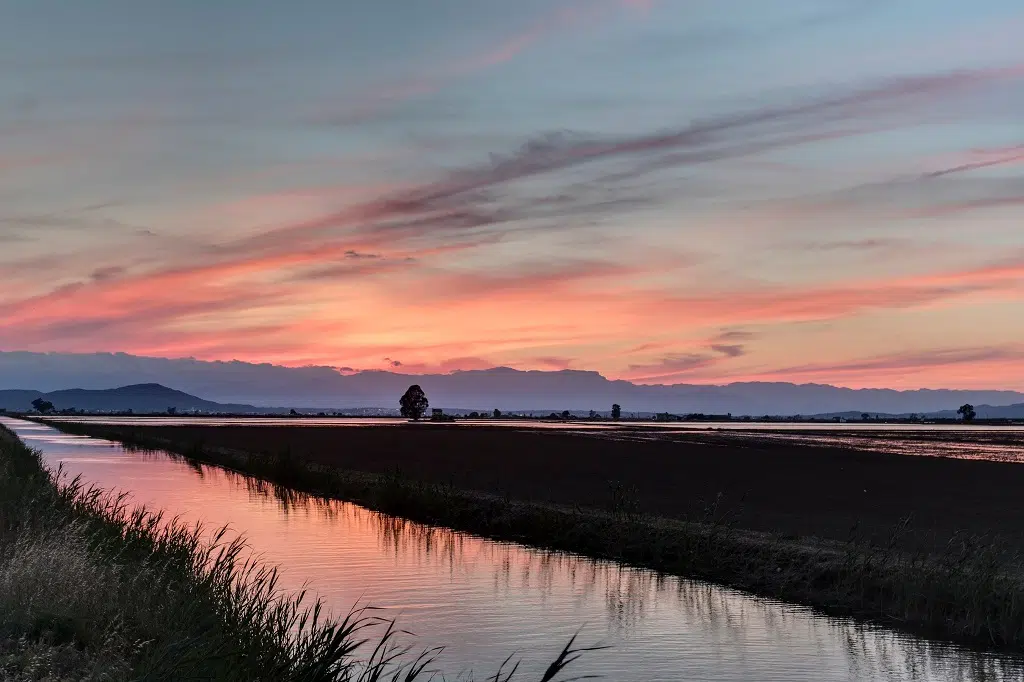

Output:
xmin=0 ymin=424 xmax=587 ymax=681
xmin=38 ymin=420 xmax=1024 ymax=652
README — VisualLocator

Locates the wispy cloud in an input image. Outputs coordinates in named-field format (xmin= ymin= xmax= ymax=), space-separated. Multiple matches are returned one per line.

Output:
xmin=924 ymin=144 xmax=1024 ymax=178
xmin=626 ymin=353 xmax=722 ymax=382
xmin=709 ymin=344 xmax=746 ymax=358
xmin=316 ymin=0 xmax=655 ymax=126
xmin=229 ymin=62 xmax=1024 ymax=276
xmin=625 ymin=331 xmax=754 ymax=383
xmin=732 ymin=346 xmax=1024 ymax=387
xmin=801 ymin=238 xmax=905 ymax=252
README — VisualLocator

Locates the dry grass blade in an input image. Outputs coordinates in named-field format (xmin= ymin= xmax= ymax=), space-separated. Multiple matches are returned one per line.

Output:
xmin=539 ymin=634 xmax=609 ymax=682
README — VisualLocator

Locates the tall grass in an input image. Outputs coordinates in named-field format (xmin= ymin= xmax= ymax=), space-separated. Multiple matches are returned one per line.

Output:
xmin=37 ymin=420 xmax=1024 ymax=652
xmin=0 ymin=425 xmax=590 ymax=681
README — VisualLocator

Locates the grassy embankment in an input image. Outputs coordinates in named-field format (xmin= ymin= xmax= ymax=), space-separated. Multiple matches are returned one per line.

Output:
xmin=0 ymin=424 xmax=587 ymax=681
xmin=39 ymin=419 xmax=1024 ymax=653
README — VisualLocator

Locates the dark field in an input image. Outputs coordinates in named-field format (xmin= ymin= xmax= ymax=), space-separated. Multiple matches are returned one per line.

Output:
xmin=41 ymin=418 xmax=1024 ymax=648
xmin=69 ymin=422 xmax=1024 ymax=552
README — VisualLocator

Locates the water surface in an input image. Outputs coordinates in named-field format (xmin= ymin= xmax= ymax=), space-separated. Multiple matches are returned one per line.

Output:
xmin=5 ymin=417 xmax=1021 ymax=681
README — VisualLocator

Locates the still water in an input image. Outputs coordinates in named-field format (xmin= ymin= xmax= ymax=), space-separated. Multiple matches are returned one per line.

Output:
xmin=5 ymin=417 xmax=1023 ymax=681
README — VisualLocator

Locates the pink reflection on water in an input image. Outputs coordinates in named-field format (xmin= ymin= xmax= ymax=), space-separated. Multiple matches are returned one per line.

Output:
xmin=4 ymin=417 xmax=1024 ymax=681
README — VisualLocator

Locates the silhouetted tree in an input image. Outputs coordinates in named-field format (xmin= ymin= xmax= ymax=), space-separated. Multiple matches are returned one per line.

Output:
xmin=861 ymin=413 xmax=870 ymax=421
xmin=957 ymin=404 xmax=977 ymax=423
xmin=493 ymin=408 xmax=502 ymax=419
xmin=167 ymin=406 xmax=177 ymax=416
xmin=31 ymin=398 xmax=54 ymax=414
xmin=589 ymin=410 xmax=598 ymax=419
xmin=561 ymin=410 xmax=571 ymax=420
xmin=400 ymin=385 xmax=429 ymax=420
xmin=611 ymin=404 xmax=621 ymax=420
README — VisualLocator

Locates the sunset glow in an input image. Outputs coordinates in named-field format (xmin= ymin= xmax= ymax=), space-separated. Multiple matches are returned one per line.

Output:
xmin=2 ymin=0 xmax=1023 ymax=389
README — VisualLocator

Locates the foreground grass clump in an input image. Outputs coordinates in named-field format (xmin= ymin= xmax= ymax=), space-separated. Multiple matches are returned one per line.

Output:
xmin=0 ymin=425 xmax=588 ymax=681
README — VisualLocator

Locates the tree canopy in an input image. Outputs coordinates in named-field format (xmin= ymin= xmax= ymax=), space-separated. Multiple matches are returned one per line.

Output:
xmin=957 ymin=403 xmax=977 ymax=423
xmin=31 ymin=398 xmax=55 ymax=414
xmin=400 ymin=385 xmax=429 ymax=420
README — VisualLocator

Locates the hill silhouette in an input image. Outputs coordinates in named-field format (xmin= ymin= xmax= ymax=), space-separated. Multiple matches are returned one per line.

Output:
xmin=0 ymin=383 xmax=260 ymax=414
xmin=2 ymin=351 xmax=1024 ymax=416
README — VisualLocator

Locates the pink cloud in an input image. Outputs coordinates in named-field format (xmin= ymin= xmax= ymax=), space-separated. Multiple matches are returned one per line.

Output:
xmin=706 ymin=346 xmax=1024 ymax=390
xmin=530 ymin=356 xmax=575 ymax=370
xmin=4 ymin=246 xmax=1023 ymax=374
xmin=438 ymin=356 xmax=495 ymax=372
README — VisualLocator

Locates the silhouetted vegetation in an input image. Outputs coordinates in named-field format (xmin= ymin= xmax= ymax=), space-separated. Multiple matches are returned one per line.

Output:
xmin=958 ymin=404 xmax=977 ymax=423
xmin=40 ymin=419 xmax=1024 ymax=652
xmin=611 ymin=404 xmax=621 ymax=420
xmin=30 ymin=398 xmax=54 ymax=414
xmin=0 ymin=425 xmax=588 ymax=680
xmin=400 ymin=385 xmax=429 ymax=420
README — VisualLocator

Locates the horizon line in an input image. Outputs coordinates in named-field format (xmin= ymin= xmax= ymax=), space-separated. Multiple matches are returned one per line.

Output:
xmin=2 ymin=349 xmax=1024 ymax=394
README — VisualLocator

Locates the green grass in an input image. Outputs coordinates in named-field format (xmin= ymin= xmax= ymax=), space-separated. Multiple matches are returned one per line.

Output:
xmin=0 ymin=424 xmax=591 ymax=681
xmin=37 ymin=420 xmax=1024 ymax=653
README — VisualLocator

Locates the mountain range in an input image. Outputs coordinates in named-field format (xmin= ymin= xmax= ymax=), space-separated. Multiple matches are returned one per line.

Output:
xmin=0 ymin=384 xmax=262 ymax=414
xmin=3 ymin=382 xmax=1024 ymax=418
xmin=2 ymin=351 xmax=1023 ymax=416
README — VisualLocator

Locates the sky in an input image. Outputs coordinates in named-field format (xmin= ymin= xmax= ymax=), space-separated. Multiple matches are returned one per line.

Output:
xmin=1 ymin=0 xmax=1023 ymax=389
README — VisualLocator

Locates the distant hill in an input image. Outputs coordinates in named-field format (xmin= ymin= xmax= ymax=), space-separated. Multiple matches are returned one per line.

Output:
xmin=928 ymin=403 xmax=1024 ymax=420
xmin=0 ymin=383 xmax=262 ymax=414
xmin=2 ymin=351 xmax=1024 ymax=416
xmin=0 ymin=390 xmax=46 ymax=411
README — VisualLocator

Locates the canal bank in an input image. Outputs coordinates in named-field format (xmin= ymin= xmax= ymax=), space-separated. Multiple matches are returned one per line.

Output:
xmin=0 ymin=421 xmax=584 ymax=681
xmin=18 ymin=417 xmax=1024 ymax=675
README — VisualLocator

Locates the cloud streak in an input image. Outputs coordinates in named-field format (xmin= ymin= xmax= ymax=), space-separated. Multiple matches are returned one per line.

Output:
xmin=731 ymin=346 xmax=1024 ymax=387
xmin=317 ymin=0 xmax=656 ymax=126
xmin=304 ymin=62 xmax=1024 ymax=240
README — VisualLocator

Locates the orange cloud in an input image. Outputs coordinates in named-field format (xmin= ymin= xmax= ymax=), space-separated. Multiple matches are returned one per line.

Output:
xmin=4 ymin=241 xmax=1022 ymax=379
